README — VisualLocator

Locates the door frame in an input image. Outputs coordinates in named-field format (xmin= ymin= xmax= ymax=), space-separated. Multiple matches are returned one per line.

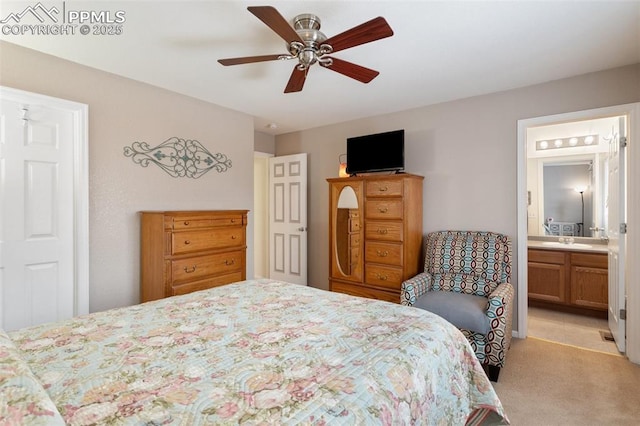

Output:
xmin=0 ymin=86 xmax=89 ymax=319
xmin=516 ymin=102 xmax=640 ymax=363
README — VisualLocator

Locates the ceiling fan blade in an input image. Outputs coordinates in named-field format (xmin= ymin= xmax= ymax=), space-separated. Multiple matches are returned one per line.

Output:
xmin=284 ymin=66 xmax=307 ymax=93
xmin=247 ymin=6 xmax=304 ymax=45
xmin=322 ymin=16 xmax=393 ymax=53
xmin=218 ymin=54 xmax=285 ymax=66
xmin=322 ymin=57 xmax=379 ymax=83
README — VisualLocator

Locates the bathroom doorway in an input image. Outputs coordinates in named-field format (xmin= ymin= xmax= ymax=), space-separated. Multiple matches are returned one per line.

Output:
xmin=517 ymin=103 xmax=639 ymax=358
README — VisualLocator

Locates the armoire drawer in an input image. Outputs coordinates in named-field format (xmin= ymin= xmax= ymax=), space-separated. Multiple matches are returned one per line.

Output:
xmin=171 ymin=227 xmax=245 ymax=255
xmin=171 ymin=250 xmax=243 ymax=284
xmin=366 ymin=179 xmax=403 ymax=197
xmin=365 ymin=241 xmax=403 ymax=266
xmin=365 ymin=200 xmax=403 ymax=220
xmin=365 ymin=220 xmax=403 ymax=242
xmin=365 ymin=264 xmax=404 ymax=289
xmin=331 ymin=281 xmax=400 ymax=304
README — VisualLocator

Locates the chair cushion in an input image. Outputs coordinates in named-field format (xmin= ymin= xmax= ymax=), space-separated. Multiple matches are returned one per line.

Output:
xmin=413 ymin=291 xmax=490 ymax=334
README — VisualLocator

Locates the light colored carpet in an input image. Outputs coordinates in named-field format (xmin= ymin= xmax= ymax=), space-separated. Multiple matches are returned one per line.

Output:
xmin=493 ymin=337 xmax=640 ymax=425
xmin=527 ymin=307 xmax=620 ymax=355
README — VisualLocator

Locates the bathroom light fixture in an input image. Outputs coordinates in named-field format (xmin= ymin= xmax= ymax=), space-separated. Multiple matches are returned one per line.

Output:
xmin=536 ymin=134 xmax=599 ymax=151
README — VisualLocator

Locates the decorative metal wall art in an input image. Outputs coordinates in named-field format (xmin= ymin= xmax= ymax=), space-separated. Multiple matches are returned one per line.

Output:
xmin=123 ymin=137 xmax=232 ymax=179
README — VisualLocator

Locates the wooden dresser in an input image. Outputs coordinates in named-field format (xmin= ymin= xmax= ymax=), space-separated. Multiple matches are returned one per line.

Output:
xmin=328 ymin=174 xmax=423 ymax=303
xmin=140 ymin=210 xmax=248 ymax=302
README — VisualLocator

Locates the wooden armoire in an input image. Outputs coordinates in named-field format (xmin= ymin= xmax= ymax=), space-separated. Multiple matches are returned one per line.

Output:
xmin=327 ymin=173 xmax=423 ymax=303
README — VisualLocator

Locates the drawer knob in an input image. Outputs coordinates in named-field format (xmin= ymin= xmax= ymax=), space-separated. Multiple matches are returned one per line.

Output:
xmin=183 ymin=266 xmax=196 ymax=273
xmin=184 ymin=240 xmax=191 ymax=245
xmin=377 ymin=228 xmax=388 ymax=234
xmin=183 ymin=221 xmax=190 ymax=226
xmin=376 ymin=250 xmax=389 ymax=257
xmin=379 ymin=186 xmax=388 ymax=192
xmin=231 ymin=235 xmax=237 ymax=240
xmin=231 ymin=219 xmax=236 ymax=223
xmin=378 ymin=207 xmax=388 ymax=213
xmin=225 ymin=259 xmax=235 ymax=266
xmin=377 ymin=273 xmax=388 ymax=281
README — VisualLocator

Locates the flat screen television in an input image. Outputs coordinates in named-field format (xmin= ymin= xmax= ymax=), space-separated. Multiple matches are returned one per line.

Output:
xmin=346 ymin=129 xmax=404 ymax=175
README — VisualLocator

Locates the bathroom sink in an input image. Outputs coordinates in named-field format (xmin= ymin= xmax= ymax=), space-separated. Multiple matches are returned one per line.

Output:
xmin=541 ymin=241 xmax=592 ymax=249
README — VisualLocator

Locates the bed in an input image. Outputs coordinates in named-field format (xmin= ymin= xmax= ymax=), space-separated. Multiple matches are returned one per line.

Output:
xmin=1 ymin=279 xmax=508 ymax=425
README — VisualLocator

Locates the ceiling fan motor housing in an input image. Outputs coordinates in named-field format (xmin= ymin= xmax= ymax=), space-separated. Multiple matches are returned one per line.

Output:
xmin=290 ymin=14 xmax=331 ymax=69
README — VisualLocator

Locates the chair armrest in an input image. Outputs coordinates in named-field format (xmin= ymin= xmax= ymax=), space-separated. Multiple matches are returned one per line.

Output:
xmin=486 ymin=282 xmax=515 ymax=355
xmin=487 ymin=282 xmax=514 ymax=309
xmin=400 ymin=273 xmax=433 ymax=306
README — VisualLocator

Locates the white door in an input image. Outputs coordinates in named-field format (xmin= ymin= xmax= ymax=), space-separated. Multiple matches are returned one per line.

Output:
xmin=268 ymin=153 xmax=307 ymax=285
xmin=607 ymin=116 xmax=626 ymax=353
xmin=0 ymin=87 xmax=89 ymax=331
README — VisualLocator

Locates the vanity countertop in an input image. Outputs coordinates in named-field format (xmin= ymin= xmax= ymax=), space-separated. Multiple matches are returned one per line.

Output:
xmin=527 ymin=239 xmax=608 ymax=254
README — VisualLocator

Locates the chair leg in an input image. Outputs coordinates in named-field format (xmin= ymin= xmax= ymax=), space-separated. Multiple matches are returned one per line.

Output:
xmin=485 ymin=364 xmax=501 ymax=382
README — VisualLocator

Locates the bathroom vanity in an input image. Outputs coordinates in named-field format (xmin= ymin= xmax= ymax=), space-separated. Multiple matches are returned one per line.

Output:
xmin=528 ymin=239 xmax=608 ymax=318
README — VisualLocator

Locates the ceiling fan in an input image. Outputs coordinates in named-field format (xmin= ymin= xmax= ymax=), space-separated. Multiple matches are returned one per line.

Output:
xmin=218 ymin=6 xmax=394 ymax=93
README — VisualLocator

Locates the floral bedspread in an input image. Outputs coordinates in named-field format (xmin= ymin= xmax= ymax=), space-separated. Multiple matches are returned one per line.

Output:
xmin=4 ymin=279 xmax=508 ymax=425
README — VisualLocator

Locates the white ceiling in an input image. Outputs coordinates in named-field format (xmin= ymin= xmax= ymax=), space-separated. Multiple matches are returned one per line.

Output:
xmin=2 ymin=1 xmax=639 ymax=135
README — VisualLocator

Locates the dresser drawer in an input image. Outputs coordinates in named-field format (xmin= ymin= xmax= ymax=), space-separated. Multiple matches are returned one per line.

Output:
xmin=366 ymin=179 xmax=403 ymax=197
xmin=172 ymin=227 xmax=245 ymax=255
xmin=365 ymin=200 xmax=403 ymax=220
xmin=365 ymin=241 xmax=402 ymax=266
xmin=170 ymin=272 xmax=244 ymax=296
xmin=365 ymin=264 xmax=403 ymax=289
xmin=171 ymin=250 xmax=243 ymax=284
xmin=170 ymin=215 xmax=244 ymax=230
xmin=365 ymin=220 xmax=403 ymax=242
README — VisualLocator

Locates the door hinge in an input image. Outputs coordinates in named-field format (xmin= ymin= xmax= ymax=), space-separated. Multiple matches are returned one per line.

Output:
xmin=620 ymin=136 xmax=627 ymax=148
xmin=620 ymin=308 xmax=627 ymax=320
xmin=620 ymin=223 xmax=627 ymax=234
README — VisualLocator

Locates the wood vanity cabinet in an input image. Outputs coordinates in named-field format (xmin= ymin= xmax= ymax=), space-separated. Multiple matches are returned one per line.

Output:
xmin=328 ymin=174 xmax=423 ymax=303
xmin=528 ymin=248 xmax=608 ymax=316
xmin=140 ymin=210 xmax=248 ymax=302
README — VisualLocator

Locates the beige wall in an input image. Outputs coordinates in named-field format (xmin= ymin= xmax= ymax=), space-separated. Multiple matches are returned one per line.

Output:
xmin=0 ymin=41 xmax=255 ymax=313
xmin=254 ymin=131 xmax=276 ymax=154
xmin=275 ymin=63 xmax=640 ymax=331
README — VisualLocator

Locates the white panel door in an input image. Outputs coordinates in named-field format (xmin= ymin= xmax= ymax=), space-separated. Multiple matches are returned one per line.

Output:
xmin=607 ymin=116 xmax=626 ymax=353
xmin=268 ymin=153 xmax=307 ymax=285
xmin=0 ymin=88 xmax=88 ymax=331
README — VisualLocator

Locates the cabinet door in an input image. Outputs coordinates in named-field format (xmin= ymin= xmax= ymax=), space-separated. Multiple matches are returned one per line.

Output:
xmin=329 ymin=179 xmax=364 ymax=283
xmin=571 ymin=266 xmax=608 ymax=310
xmin=528 ymin=262 xmax=566 ymax=303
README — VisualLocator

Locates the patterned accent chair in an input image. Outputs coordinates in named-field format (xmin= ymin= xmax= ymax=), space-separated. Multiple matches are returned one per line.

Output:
xmin=401 ymin=230 xmax=514 ymax=382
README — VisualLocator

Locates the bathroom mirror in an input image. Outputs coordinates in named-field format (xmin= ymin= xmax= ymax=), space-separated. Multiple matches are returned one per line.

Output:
xmin=335 ymin=186 xmax=360 ymax=275
xmin=526 ymin=116 xmax=619 ymax=240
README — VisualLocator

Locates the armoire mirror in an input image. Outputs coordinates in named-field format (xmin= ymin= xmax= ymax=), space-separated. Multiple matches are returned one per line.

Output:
xmin=336 ymin=186 xmax=360 ymax=275
xmin=329 ymin=181 xmax=363 ymax=282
